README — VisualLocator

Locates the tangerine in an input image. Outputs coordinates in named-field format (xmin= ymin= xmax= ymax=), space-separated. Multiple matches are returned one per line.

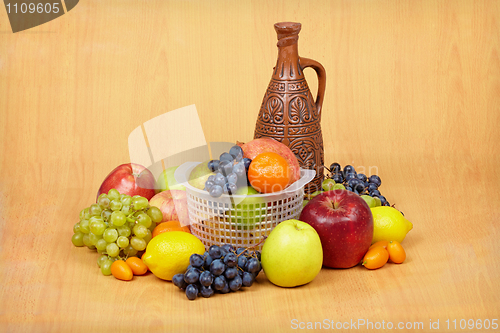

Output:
xmin=152 ymin=220 xmax=190 ymax=238
xmin=247 ymin=152 xmax=291 ymax=194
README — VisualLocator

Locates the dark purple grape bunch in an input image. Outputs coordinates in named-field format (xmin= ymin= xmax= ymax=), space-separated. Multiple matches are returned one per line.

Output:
xmin=204 ymin=145 xmax=252 ymax=198
xmin=172 ymin=244 xmax=262 ymax=300
xmin=325 ymin=163 xmax=389 ymax=206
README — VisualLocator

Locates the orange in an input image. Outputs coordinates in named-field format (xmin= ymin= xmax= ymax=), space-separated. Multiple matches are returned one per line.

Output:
xmin=152 ymin=220 xmax=191 ymax=238
xmin=247 ymin=152 xmax=291 ymax=193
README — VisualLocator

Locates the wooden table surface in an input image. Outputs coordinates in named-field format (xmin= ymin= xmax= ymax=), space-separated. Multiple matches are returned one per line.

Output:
xmin=1 ymin=1 xmax=499 ymax=332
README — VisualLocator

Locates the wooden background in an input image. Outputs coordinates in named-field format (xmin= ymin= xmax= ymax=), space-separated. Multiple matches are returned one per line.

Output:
xmin=1 ymin=0 xmax=499 ymax=332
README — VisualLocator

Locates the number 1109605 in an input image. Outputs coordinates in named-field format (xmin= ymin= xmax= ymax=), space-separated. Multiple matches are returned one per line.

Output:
xmin=5 ymin=2 xmax=60 ymax=14
xmin=446 ymin=319 xmax=498 ymax=330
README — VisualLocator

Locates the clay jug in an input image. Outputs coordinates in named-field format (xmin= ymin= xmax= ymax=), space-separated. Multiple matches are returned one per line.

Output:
xmin=254 ymin=22 xmax=326 ymax=194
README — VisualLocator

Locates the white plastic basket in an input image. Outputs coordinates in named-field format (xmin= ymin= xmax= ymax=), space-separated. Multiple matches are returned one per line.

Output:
xmin=175 ymin=162 xmax=315 ymax=251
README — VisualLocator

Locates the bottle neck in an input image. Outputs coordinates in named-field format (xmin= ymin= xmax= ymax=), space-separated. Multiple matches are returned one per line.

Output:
xmin=273 ymin=38 xmax=302 ymax=80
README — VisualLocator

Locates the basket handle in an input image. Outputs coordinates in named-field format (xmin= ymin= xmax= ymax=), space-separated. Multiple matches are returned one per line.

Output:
xmin=174 ymin=161 xmax=201 ymax=186
xmin=284 ymin=168 xmax=316 ymax=194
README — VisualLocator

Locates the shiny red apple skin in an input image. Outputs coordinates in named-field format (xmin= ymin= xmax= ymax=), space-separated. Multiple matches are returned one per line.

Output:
xmin=97 ymin=163 xmax=156 ymax=201
xmin=299 ymin=189 xmax=373 ymax=268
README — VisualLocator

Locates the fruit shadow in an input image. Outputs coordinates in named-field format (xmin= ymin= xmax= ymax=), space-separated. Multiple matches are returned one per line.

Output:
xmin=255 ymin=271 xmax=327 ymax=291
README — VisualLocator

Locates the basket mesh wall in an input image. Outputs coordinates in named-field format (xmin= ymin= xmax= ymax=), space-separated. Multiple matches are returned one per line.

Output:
xmin=186 ymin=190 xmax=304 ymax=251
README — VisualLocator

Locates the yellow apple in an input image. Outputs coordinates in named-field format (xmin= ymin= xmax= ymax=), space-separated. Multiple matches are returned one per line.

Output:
xmin=261 ymin=219 xmax=323 ymax=287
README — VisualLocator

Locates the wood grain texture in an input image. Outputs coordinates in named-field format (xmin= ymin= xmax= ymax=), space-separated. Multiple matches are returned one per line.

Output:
xmin=1 ymin=0 xmax=499 ymax=332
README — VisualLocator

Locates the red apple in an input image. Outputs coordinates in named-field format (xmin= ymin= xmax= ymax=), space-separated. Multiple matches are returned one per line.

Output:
xmin=149 ymin=190 xmax=190 ymax=226
xmin=97 ymin=163 xmax=156 ymax=201
xmin=299 ymin=189 xmax=373 ymax=268
xmin=239 ymin=137 xmax=300 ymax=184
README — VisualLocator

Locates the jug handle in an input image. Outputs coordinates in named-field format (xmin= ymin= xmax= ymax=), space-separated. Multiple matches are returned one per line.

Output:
xmin=299 ymin=57 xmax=326 ymax=117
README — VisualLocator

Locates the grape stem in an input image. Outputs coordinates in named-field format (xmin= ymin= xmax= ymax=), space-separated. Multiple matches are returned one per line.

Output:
xmin=235 ymin=236 xmax=267 ymax=258
xmin=126 ymin=212 xmax=137 ymax=224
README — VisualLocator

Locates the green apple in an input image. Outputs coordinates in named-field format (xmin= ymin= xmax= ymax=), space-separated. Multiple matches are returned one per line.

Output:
xmin=188 ymin=161 xmax=215 ymax=190
xmin=231 ymin=186 xmax=266 ymax=230
xmin=261 ymin=219 xmax=323 ymax=287
xmin=155 ymin=166 xmax=186 ymax=193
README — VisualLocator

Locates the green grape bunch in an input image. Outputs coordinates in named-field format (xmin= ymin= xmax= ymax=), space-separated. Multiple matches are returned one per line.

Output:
xmin=71 ymin=189 xmax=163 ymax=275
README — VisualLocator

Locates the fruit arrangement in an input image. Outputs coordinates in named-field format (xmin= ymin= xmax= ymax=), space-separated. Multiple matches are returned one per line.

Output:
xmin=71 ymin=188 xmax=163 ymax=276
xmin=180 ymin=138 xmax=311 ymax=253
xmin=172 ymin=244 xmax=262 ymax=300
xmin=297 ymin=162 xmax=412 ymax=271
xmin=71 ymin=133 xmax=414 ymax=298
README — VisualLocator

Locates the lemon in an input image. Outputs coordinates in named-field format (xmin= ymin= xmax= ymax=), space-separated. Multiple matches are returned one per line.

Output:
xmin=370 ymin=206 xmax=413 ymax=244
xmin=142 ymin=231 xmax=205 ymax=281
